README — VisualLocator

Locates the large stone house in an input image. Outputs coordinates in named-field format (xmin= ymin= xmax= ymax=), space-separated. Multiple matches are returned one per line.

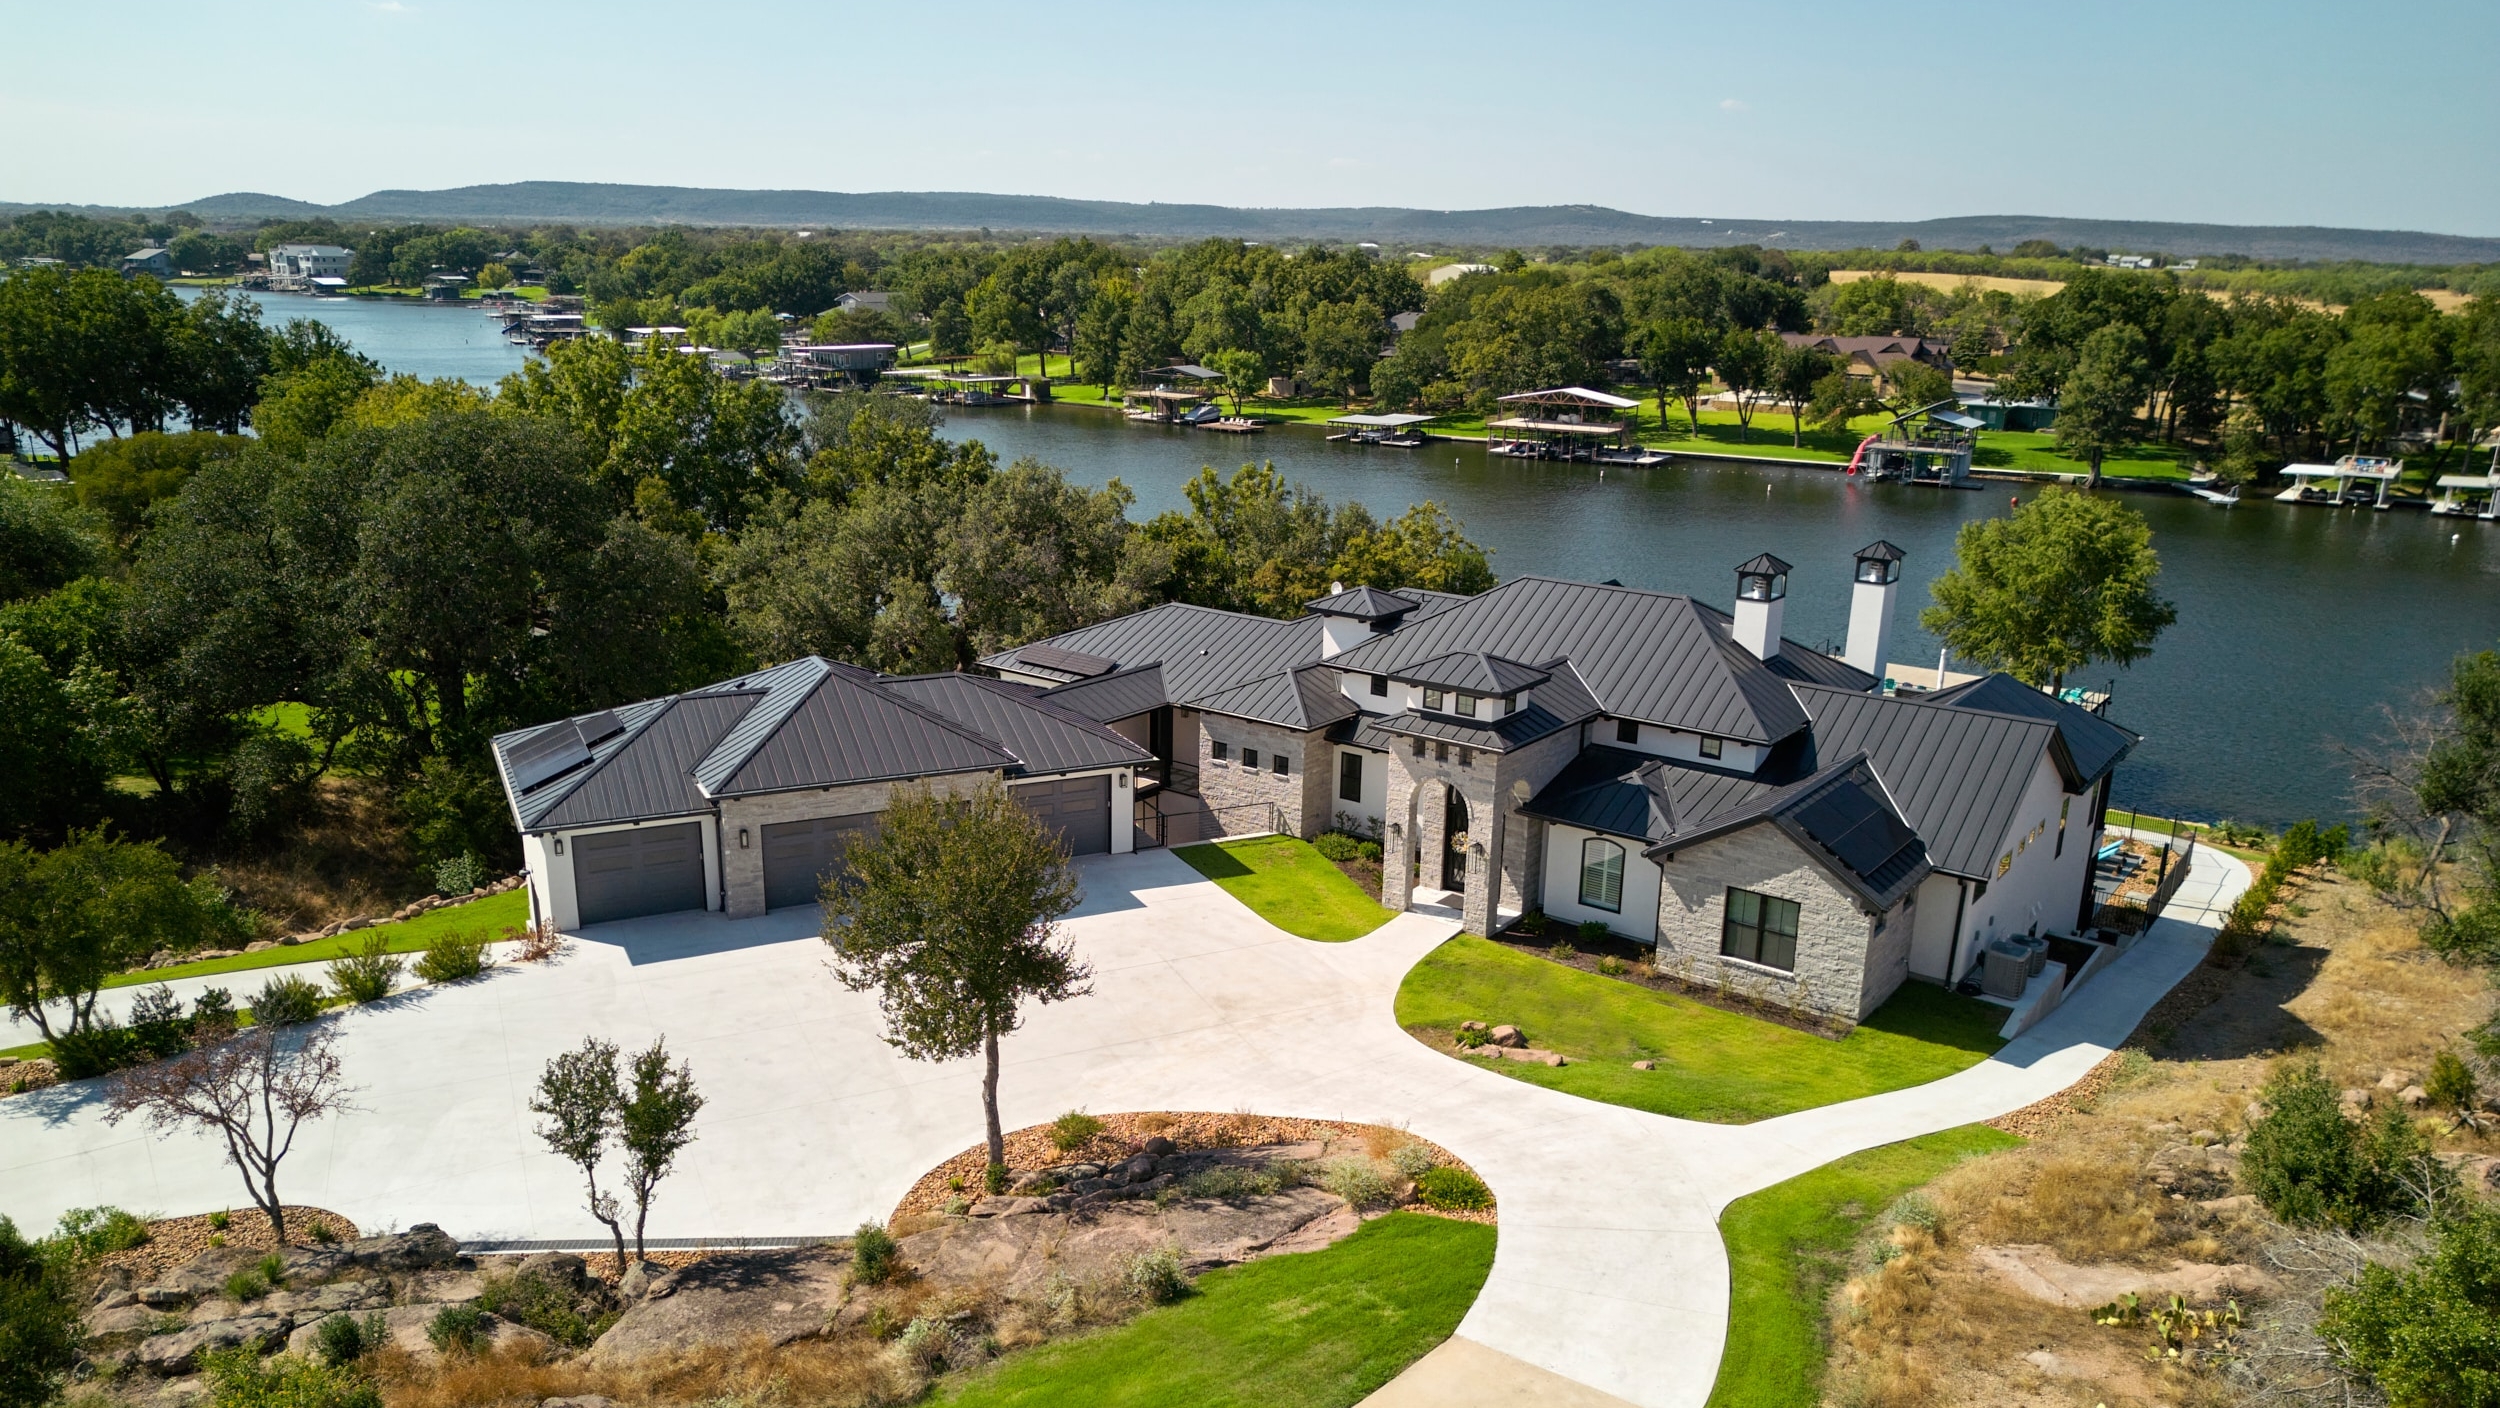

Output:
xmin=494 ymin=546 xmax=2134 ymax=1026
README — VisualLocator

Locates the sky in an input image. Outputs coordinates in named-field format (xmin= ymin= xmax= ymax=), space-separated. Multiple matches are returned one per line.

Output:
xmin=5 ymin=0 xmax=2495 ymax=235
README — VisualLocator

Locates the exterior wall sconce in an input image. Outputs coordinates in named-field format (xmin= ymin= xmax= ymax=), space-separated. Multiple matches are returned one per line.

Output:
xmin=738 ymin=828 xmax=751 ymax=849
xmin=552 ymin=837 xmax=564 ymax=855
xmin=1116 ymin=773 xmax=1130 ymax=788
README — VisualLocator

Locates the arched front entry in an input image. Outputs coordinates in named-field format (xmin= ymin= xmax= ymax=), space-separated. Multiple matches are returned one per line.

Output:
xmin=1441 ymin=786 xmax=1470 ymax=893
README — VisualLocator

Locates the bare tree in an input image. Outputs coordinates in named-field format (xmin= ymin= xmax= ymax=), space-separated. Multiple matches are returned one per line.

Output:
xmin=103 ymin=1021 xmax=357 ymax=1242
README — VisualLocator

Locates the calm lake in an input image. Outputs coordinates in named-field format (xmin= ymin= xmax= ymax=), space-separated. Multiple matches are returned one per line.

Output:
xmin=207 ymin=291 xmax=2500 ymax=828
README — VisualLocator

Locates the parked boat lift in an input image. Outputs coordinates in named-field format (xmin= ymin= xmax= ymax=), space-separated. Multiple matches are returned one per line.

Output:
xmin=1486 ymin=387 xmax=1666 ymax=463
xmin=2275 ymin=456 xmax=2401 ymax=509
xmin=1325 ymin=412 xmax=1438 ymax=447
xmin=1847 ymin=401 xmax=1979 ymax=487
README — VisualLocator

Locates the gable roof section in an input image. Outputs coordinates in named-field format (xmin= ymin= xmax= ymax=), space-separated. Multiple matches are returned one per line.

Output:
xmin=1925 ymin=673 xmax=2139 ymax=786
xmin=981 ymin=601 xmax=1322 ymax=706
xmin=1037 ymin=663 xmax=1167 ymax=724
xmin=877 ymin=673 xmax=1152 ymax=775
xmin=1523 ymin=745 xmax=1774 ymax=843
xmin=1789 ymin=684 xmax=2057 ymax=879
xmin=1306 ymin=584 xmax=1419 ymax=621
xmin=1371 ymin=658 xmax=1599 ymax=753
xmin=702 ymin=659 xmax=1017 ymax=797
xmin=1191 ymin=663 xmax=1362 ymax=730
xmin=1643 ymin=754 xmax=1931 ymax=911
xmin=527 ymin=693 xmax=763 ymax=831
xmin=1391 ymin=651 xmax=1551 ymax=695
xmin=1328 ymin=577 xmax=1813 ymax=744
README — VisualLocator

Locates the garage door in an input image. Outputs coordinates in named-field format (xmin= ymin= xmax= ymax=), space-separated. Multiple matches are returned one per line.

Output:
xmin=573 ymin=822 xmax=705 ymax=924
xmin=1013 ymin=775 xmax=1112 ymax=856
xmin=762 ymin=812 xmax=878 ymax=910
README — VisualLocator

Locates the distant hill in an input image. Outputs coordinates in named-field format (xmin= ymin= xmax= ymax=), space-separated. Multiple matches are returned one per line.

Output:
xmin=8 ymin=182 xmax=2496 ymax=264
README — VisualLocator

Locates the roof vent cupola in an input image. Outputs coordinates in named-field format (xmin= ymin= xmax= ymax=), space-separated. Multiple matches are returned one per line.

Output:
xmin=1306 ymin=584 xmax=1417 ymax=658
xmin=1732 ymin=553 xmax=1791 ymax=661
xmin=1844 ymin=540 xmax=1906 ymax=684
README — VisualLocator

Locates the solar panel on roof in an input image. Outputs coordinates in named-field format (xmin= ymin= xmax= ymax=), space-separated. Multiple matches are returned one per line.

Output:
xmin=1019 ymin=644 xmax=1119 ymax=678
xmin=1792 ymin=784 xmax=1917 ymax=876
xmin=574 ymin=710 xmax=625 ymax=746
xmin=505 ymin=723 xmax=592 ymax=794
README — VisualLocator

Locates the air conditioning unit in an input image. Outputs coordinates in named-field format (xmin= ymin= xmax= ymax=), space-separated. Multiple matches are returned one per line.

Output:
xmin=1981 ymin=941 xmax=2031 ymax=1001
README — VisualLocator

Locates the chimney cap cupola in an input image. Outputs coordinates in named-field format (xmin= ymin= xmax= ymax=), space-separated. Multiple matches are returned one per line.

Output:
xmin=1735 ymin=553 xmax=1791 ymax=602
xmin=1852 ymin=540 xmax=1906 ymax=585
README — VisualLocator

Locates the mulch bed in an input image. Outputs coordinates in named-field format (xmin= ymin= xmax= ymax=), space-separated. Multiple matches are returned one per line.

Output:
xmin=891 ymin=1111 xmax=1496 ymax=1227
xmin=2 ymin=1057 xmax=60 ymax=1098
xmin=1486 ymin=924 xmax=1853 ymax=1039
xmin=1987 ymin=1050 xmax=2127 ymax=1139
xmin=96 ymin=1207 xmax=363 ymax=1283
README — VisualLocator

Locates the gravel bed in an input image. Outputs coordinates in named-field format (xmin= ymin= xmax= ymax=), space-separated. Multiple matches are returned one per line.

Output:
xmin=95 ymin=1207 xmax=362 ymax=1282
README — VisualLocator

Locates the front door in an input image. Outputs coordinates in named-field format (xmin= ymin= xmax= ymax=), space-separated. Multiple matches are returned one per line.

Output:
xmin=1441 ymin=787 xmax=1470 ymax=892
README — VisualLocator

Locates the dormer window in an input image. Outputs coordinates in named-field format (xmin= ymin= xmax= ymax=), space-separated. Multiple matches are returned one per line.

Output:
xmin=1456 ymin=693 xmax=1478 ymax=717
xmin=1423 ymin=688 xmax=1445 ymax=712
xmin=1700 ymin=736 xmax=1724 ymax=760
xmin=1501 ymin=695 xmax=1516 ymax=715
xmin=1369 ymin=673 xmax=1388 ymax=696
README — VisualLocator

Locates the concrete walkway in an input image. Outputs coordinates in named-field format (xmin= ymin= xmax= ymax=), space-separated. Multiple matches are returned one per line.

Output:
xmin=0 ymin=842 xmax=2248 ymax=1408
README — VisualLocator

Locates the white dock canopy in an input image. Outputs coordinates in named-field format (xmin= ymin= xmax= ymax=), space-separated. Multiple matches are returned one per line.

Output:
xmin=2282 ymin=462 xmax=2401 ymax=482
xmin=1496 ymin=386 xmax=1641 ymax=410
xmin=1327 ymin=413 xmax=1438 ymax=428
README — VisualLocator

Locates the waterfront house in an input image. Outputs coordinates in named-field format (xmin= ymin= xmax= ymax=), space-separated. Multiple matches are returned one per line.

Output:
xmin=120 ymin=247 xmax=174 ymax=278
xmin=836 ymin=291 xmax=894 ymax=314
xmin=496 ymin=549 xmax=2130 ymax=1026
xmin=1778 ymin=334 xmax=1954 ymax=391
xmin=269 ymin=243 xmax=353 ymax=288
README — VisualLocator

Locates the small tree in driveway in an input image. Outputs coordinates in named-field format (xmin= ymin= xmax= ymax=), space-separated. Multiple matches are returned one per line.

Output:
xmin=103 ymin=1020 xmax=357 ymax=1243
xmin=618 ymin=1040 xmax=703 ymax=1258
xmin=821 ymin=779 xmax=1089 ymax=1185
xmin=531 ymin=1037 xmax=628 ymax=1270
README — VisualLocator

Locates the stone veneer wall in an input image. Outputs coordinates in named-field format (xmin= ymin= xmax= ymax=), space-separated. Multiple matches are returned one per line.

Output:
xmin=1651 ymin=824 xmax=1883 ymax=1024
xmin=717 ymin=772 xmax=991 ymax=918
xmin=1379 ymin=724 xmax=1584 ymax=934
xmin=1196 ymin=715 xmax=1321 ymax=837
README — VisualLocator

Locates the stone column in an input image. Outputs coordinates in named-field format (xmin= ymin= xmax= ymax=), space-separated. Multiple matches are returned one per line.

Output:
xmin=1382 ymin=762 xmax=1419 ymax=912
xmin=1468 ymin=780 xmax=1506 ymax=937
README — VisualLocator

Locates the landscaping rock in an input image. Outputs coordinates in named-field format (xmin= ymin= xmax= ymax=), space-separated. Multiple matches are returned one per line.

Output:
xmin=1494 ymin=1046 xmax=1566 ymax=1067
xmin=2197 ymin=1194 xmax=2257 ymax=1216
xmin=342 ymin=918 xmax=371 ymax=932
xmin=406 ymin=1268 xmax=485 ymax=1305
xmin=1142 ymin=1136 xmax=1177 ymax=1158
xmin=898 ymin=1186 xmax=1352 ymax=1298
xmin=245 ymin=941 xmax=277 ymax=953
xmin=84 ymin=1303 xmax=174 ymax=1351
xmin=347 ymin=1224 xmax=462 ymax=1270
xmin=136 ymin=1286 xmax=191 ymax=1310
xmin=2340 ymin=1088 xmax=2373 ymax=1113
xmin=1459 ymin=1020 xmax=1487 ymax=1033
xmin=616 ymin=1260 xmax=659 ymax=1303
xmin=263 ymin=1280 xmax=390 ymax=1319
xmin=589 ymin=1247 xmax=852 ymax=1364
xmin=135 ymin=1314 xmax=290 ymax=1375
xmin=2379 ymin=1069 xmax=2415 ymax=1092
xmin=968 ymin=1196 xmax=1055 ymax=1218
xmin=517 ymin=1251 xmax=590 ymax=1292
xmin=1632 ymin=1060 xmax=1656 ymax=1071
xmin=1487 ymin=1024 xmax=1526 ymax=1048
xmin=153 ymin=1246 xmax=265 ymax=1302
xmin=2400 ymin=1085 xmax=2431 ymax=1109
xmin=2188 ymin=1129 xmax=2221 ymax=1146
xmin=543 ymin=1398 xmax=620 ymax=1408
xmin=1973 ymin=1243 xmax=2278 ymax=1308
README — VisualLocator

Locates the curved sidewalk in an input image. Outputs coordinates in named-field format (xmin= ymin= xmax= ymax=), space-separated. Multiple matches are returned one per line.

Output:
xmin=0 ymin=844 xmax=2247 ymax=1408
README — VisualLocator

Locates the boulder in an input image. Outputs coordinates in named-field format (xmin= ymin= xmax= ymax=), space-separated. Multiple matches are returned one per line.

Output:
xmin=151 ymin=1246 xmax=265 ymax=1302
xmin=347 ymin=1224 xmax=462 ymax=1270
xmin=1120 ymin=1155 xmax=1159 ymax=1181
xmin=2188 ymin=1129 xmax=2221 ymax=1147
xmin=245 ymin=941 xmax=277 ymax=953
xmin=342 ymin=918 xmax=371 ymax=932
xmin=276 ymin=1248 xmax=353 ymax=1283
xmin=329 ymin=1304 xmax=549 ymax=1365
xmin=616 ymin=1260 xmax=660 ymax=1303
xmin=2379 ymin=1069 xmax=2416 ymax=1092
xmin=2340 ymin=1088 xmax=2374 ymax=1113
xmin=2401 ymin=1085 xmax=2431 ymax=1109
xmin=404 ymin=1269 xmax=484 ymax=1305
xmin=84 ymin=1303 xmax=175 ymax=1351
xmin=968 ymin=1196 xmax=1055 ymax=1218
xmin=1487 ymin=1024 xmax=1526 ymax=1048
xmin=900 ymin=1186 xmax=1353 ymax=1297
xmin=1495 ymin=1046 xmax=1566 ymax=1067
xmin=1142 ymin=1136 xmax=1177 ymax=1158
xmin=135 ymin=1314 xmax=290 ymax=1375
xmin=589 ymin=1247 xmax=852 ymax=1364
xmin=543 ymin=1398 xmax=620 ymax=1408
xmin=1972 ymin=1243 xmax=2278 ymax=1309
xmin=263 ymin=1280 xmax=390 ymax=1319
xmin=136 ymin=1286 xmax=191 ymax=1310
xmin=1459 ymin=1020 xmax=1488 ymax=1033
xmin=1632 ymin=1060 xmax=1656 ymax=1071
xmin=516 ymin=1251 xmax=590 ymax=1292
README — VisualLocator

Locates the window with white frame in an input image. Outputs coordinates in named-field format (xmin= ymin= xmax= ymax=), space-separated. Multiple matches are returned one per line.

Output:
xmin=1578 ymin=837 xmax=1624 ymax=912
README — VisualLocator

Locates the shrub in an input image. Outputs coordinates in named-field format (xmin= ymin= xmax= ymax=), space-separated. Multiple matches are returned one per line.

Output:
xmin=1312 ymin=831 xmax=1363 ymax=862
xmin=191 ymin=986 xmax=236 ymax=1031
xmin=895 ymin=1314 xmax=953 ymax=1369
xmin=850 ymin=1222 xmax=898 ymax=1285
xmin=984 ymin=1162 xmax=1009 ymax=1195
xmin=308 ymin=1218 xmax=338 ymax=1245
xmin=222 ymin=1268 xmax=270 ymax=1303
xmin=1576 ymin=920 xmax=1609 ymax=944
xmin=48 ymin=1018 xmax=139 ymax=1079
xmin=1514 ymin=910 xmax=1547 ymax=936
xmin=1414 ymin=1166 xmax=1493 ymax=1212
xmin=413 ymin=929 xmax=494 ymax=984
xmin=433 ymin=852 xmax=486 ymax=897
xmin=0 ymin=1215 xmax=80 ymax=1408
xmin=1049 ymin=1109 xmax=1104 ymax=1152
xmin=256 ymin=1252 xmax=286 ymax=1286
xmin=1122 ymin=1247 xmax=1191 ymax=1304
xmin=509 ymin=922 xmax=563 ymax=963
xmin=2426 ymin=1050 xmax=2481 ymax=1123
xmin=325 ymin=935 xmax=402 ymax=1005
xmin=1452 ymin=1025 xmax=1487 ymax=1048
xmin=1390 ymin=1142 xmax=1435 ymax=1179
xmin=249 ymin=975 xmax=324 ymax=1026
xmin=1549 ymin=939 xmax=1577 ymax=961
xmin=1181 ymin=1164 xmax=1292 ymax=1200
xmin=1596 ymin=955 xmax=1627 ymax=977
xmin=52 ymin=1206 xmax=152 ymax=1259
xmin=1320 ymin=1158 xmax=1394 ymax=1210
xmin=2242 ymin=1058 xmax=2451 ymax=1229
xmin=207 ymin=1209 xmax=230 ymax=1230
xmin=1889 ymin=1192 xmax=1941 ymax=1233
xmin=424 ymin=1302 xmax=489 ymax=1355
xmin=200 ymin=1344 xmax=382 ymax=1408
xmin=129 ymin=983 xmax=193 ymax=1059
xmin=2320 ymin=1200 xmax=2500 ymax=1407
xmin=312 ymin=1310 xmax=386 ymax=1367
xmin=478 ymin=1269 xmax=589 ymax=1345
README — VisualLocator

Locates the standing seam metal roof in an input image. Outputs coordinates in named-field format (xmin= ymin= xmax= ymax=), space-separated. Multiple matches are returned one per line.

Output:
xmin=1790 ymin=684 xmax=2059 ymax=880
xmin=876 ymin=673 xmax=1153 ymax=775
xmin=529 ymin=693 xmax=763 ymax=831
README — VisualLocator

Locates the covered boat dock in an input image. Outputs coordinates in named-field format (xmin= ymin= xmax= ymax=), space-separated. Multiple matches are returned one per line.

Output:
xmin=1486 ymin=387 xmax=1643 ymax=461
xmin=2275 ymin=457 xmax=2401 ymax=509
xmin=1326 ymin=412 xmax=1438 ymax=447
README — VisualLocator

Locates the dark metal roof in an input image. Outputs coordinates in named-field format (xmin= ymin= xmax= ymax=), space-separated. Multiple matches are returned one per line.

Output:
xmin=1191 ymin=664 xmax=1361 ymax=730
xmin=1391 ymin=651 xmax=1551 ymax=695
xmin=1369 ymin=658 xmax=1599 ymax=753
xmin=1695 ymin=603 xmax=1884 ymax=693
xmin=1037 ymin=663 xmax=1168 ymax=724
xmin=710 ymin=663 xmax=1016 ymax=797
xmin=1736 ymin=552 xmax=1793 ymax=576
xmin=1644 ymin=754 xmax=1931 ymax=912
xmin=1016 ymin=643 xmax=1119 ymax=679
xmin=1789 ymin=684 xmax=2059 ymax=879
xmin=1856 ymin=539 xmax=1907 ymax=563
xmin=1329 ymin=577 xmax=1815 ymax=745
xmin=878 ymin=673 xmax=1152 ymax=776
xmin=529 ymin=693 xmax=762 ymax=832
xmin=1306 ymin=584 xmax=1420 ymax=621
xmin=1923 ymin=673 xmax=2139 ymax=786
xmin=981 ymin=602 xmax=1322 ymax=708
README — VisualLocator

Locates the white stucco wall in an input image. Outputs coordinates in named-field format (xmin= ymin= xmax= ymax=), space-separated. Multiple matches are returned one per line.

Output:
xmin=1906 ymin=871 xmax=1966 ymax=981
xmin=1950 ymin=754 xmax=2096 ymax=979
xmin=1540 ymin=824 xmax=1663 ymax=942
xmin=1331 ymin=746 xmax=1389 ymax=836
xmin=1590 ymin=717 xmax=1761 ymax=773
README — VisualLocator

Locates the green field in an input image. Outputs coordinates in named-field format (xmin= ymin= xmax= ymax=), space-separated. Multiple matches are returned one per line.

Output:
xmin=934 ymin=1212 xmax=1495 ymax=1408
xmin=1175 ymin=837 xmax=1396 ymax=942
xmin=1395 ymin=936 xmax=2006 ymax=1123
xmin=102 ymin=888 xmax=528 ymax=990
xmin=1707 ymin=1125 xmax=2022 ymax=1408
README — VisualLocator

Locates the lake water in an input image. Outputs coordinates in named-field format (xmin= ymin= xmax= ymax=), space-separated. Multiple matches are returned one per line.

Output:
xmin=206 ymin=292 xmax=2499 ymax=828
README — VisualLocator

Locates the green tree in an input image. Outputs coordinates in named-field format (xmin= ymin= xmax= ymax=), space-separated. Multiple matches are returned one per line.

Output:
xmin=1298 ymin=298 xmax=1384 ymax=405
xmin=821 ymin=779 xmax=1090 ymax=1177
xmin=1881 ymin=357 xmax=1955 ymax=413
xmin=943 ymin=459 xmax=1150 ymax=657
xmin=0 ymin=476 xmax=100 ymax=603
xmin=1771 ymin=343 xmax=1833 ymax=447
xmin=2054 ymin=323 xmax=2152 ymax=486
xmin=2327 ymin=291 xmax=2450 ymax=456
xmin=617 ymin=1040 xmax=703 ymax=1259
xmin=1634 ymin=317 xmax=1717 ymax=433
xmin=1714 ymin=328 xmax=1778 ymax=442
xmin=0 ymin=1215 xmax=80 ymax=1408
xmin=1920 ymin=486 xmax=2177 ymax=689
xmin=1827 ymin=276 xmax=1921 ymax=336
xmin=2320 ymin=1200 xmax=2500 ymax=1408
xmin=476 ymin=261 xmax=514 ymax=290
xmin=531 ymin=1037 xmax=630 ymax=1271
xmin=68 ymin=430 xmax=247 ymax=550
xmin=0 ymin=635 xmax=107 ymax=841
xmin=713 ymin=309 xmax=783 ymax=365
xmin=1329 ymin=502 xmax=1498 ymax=600
xmin=0 ymin=830 xmax=246 ymax=1046
xmin=1210 ymin=347 xmax=1266 ymax=416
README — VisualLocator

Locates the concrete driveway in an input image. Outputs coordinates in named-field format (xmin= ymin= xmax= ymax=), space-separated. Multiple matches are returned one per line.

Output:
xmin=0 ymin=845 xmax=2246 ymax=1408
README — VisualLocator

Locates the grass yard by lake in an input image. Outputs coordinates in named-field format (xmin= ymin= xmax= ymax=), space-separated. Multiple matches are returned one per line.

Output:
xmin=1706 ymin=1125 xmax=2021 ymax=1408
xmin=1396 ymin=937 xmax=2006 ymax=1122
xmin=933 ymin=1212 xmax=1494 ymax=1408
xmin=103 ymin=888 xmax=528 ymax=989
xmin=1174 ymin=836 xmax=1396 ymax=942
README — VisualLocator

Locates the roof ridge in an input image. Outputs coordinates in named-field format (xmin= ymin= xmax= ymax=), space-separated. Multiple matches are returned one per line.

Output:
xmin=502 ymin=696 xmax=679 ymax=824
xmin=853 ymin=672 xmax=1032 ymax=764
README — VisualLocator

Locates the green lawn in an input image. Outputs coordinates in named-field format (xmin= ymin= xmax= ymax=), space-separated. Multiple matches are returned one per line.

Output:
xmin=934 ymin=1212 xmax=1494 ymax=1408
xmin=1174 ymin=837 xmax=1396 ymax=942
xmin=1395 ymin=937 xmax=2006 ymax=1123
xmin=1707 ymin=1125 xmax=2021 ymax=1408
xmin=102 ymin=889 xmax=528 ymax=990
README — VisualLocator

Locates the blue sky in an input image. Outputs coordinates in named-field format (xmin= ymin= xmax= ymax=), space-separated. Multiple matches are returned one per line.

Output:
xmin=6 ymin=0 xmax=2494 ymax=234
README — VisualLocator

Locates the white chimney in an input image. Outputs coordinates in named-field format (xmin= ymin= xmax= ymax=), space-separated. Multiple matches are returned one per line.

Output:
xmin=1731 ymin=553 xmax=1790 ymax=661
xmin=1844 ymin=541 xmax=1905 ymax=682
